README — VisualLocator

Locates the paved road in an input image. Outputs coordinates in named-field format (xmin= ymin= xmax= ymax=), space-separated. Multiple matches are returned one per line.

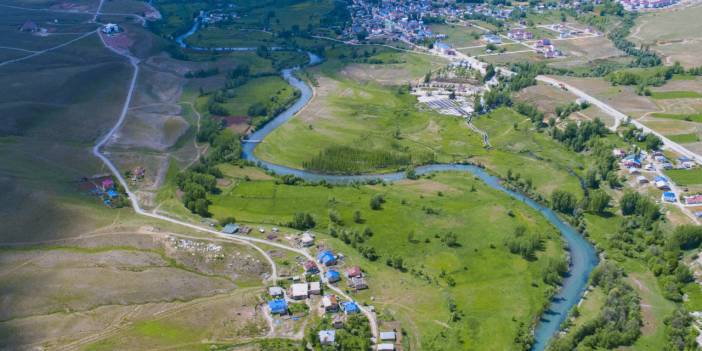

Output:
xmin=536 ymin=76 xmax=702 ymax=165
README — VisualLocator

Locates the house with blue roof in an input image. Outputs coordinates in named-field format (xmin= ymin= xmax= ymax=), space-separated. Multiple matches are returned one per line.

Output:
xmin=662 ymin=191 xmax=677 ymax=203
xmin=654 ymin=175 xmax=667 ymax=182
xmin=342 ymin=301 xmax=359 ymax=314
xmin=268 ymin=299 xmax=288 ymax=314
xmin=326 ymin=270 xmax=341 ymax=283
xmin=317 ymin=250 xmax=336 ymax=266
xmin=106 ymin=189 xmax=119 ymax=199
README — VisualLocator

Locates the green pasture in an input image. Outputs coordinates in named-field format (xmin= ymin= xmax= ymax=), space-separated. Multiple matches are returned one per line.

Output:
xmin=665 ymin=133 xmax=700 ymax=144
xmin=664 ymin=168 xmax=702 ymax=186
xmin=210 ymin=168 xmax=565 ymax=349
xmin=650 ymin=91 xmax=702 ymax=99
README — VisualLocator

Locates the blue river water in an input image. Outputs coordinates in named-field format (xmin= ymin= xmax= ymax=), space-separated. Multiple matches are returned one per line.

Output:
xmin=178 ymin=25 xmax=598 ymax=350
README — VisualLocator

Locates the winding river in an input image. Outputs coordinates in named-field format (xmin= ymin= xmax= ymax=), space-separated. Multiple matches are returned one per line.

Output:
xmin=178 ymin=24 xmax=598 ymax=350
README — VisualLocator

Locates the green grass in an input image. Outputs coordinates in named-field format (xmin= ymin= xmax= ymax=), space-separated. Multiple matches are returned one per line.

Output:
xmin=209 ymin=171 xmax=565 ymax=349
xmin=650 ymin=91 xmax=702 ymax=99
xmin=664 ymin=168 xmax=702 ymax=186
xmin=665 ymin=133 xmax=700 ymax=144
xmin=220 ymin=75 xmax=297 ymax=118
xmin=255 ymin=63 xmax=481 ymax=174
xmin=185 ymin=27 xmax=276 ymax=48
xmin=650 ymin=112 xmax=702 ymax=123
xmin=472 ymin=108 xmax=586 ymax=198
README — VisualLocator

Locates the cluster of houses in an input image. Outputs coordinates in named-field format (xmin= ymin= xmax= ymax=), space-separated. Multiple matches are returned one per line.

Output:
xmin=318 ymin=327 xmax=398 ymax=349
xmin=78 ymin=176 xmax=121 ymax=207
xmin=507 ymin=28 xmax=533 ymax=41
xmin=535 ymin=38 xmax=562 ymax=58
xmin=619 ymin=0 xmax=678 ymax=10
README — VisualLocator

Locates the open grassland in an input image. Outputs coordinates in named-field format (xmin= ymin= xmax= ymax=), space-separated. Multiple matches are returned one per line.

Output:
xmin=650 ymin=91 xmax=702 ymax=99
xmin=427 ymin=23 xmax=485 ymax=48
xmin=551 ymin=35 xmax=625 ymax=68
xmin=209 ymin=168 xmax=565 ymax=349
xmin=664 ymin=168 xmax=702 ymax=186
xmin=185 ymin=27 xmax=277 ymax=48
xmin=665 ymin=133 xmax=700 ymax=144
xmin=472 ymin=108 xmax=585 ymax=197
xmin=231 ymin=0 xmax=336 ymax=33
xmin=651 ymin=112 xmax=702 ymax=123
xmin=0 ymin=7 xmax=97 ymax=51
xmin=254 ymin=59 xmax=480 ymax=174
xmin=339 ymin=50 xmax=448 ymax=85
xmin=0 ymin=30 xmax=138 ymax=242
xmin=628 ymin=3 xmax=702 ymax=67
xmin=0 ymin=226 xmax=270 ymax=349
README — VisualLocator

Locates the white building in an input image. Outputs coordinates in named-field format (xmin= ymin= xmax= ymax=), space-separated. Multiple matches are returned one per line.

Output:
xmin=291 ymin=283 xmax=309 ymax=300
xmin=301 ymin=232 xmax=315 ymax=247
xmin=309 ymin=281 xmax=321 ymax=295
xmin=101 ymin=23 xmax=120 ymax=34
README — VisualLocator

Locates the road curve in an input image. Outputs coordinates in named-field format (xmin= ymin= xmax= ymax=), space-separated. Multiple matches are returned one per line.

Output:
xmin=93 ymin=32 xmax=380 ymax=341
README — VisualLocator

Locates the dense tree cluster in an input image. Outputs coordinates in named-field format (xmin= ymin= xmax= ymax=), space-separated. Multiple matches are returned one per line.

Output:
xmin=549 ymin=263 xmax=642 ymax=350
xmin=551 ymin=119 xmax=608 ymax=152
xmin=504 ymin=225 xmax=543 ymax=259
xmin=302 ymin=146 xmax=429 ymax=174
xmin=289 ymin=212 xmax=316 ymax=230
xmin=175 ymin=164 xmax=223 ymax=217
xmin=551 ymin=190 xmax=577 ymax=215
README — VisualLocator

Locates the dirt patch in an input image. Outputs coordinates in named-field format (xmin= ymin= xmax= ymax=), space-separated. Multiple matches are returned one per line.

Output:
xmin=396 ymin=179 xmax=460 ymax=195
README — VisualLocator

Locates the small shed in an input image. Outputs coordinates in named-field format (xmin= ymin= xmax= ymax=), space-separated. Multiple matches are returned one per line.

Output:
xmin=322 ymin=295 xmax=339 ymax=312
xmin=342 ymin=301 xmax=359 ymax=314
xmin=346 ymin=266 xmax=362 ymax=278
xmin=380 ymin=331 xmax=396 ymax=341
xmin=291 ymin=283 xmax=309 ymax=300
xmin=350 ymin=277 xmax=368 ymax=290
xmin=304 ymin=260 xmax=319 ymax=274
xmin=662 ymin=191 xmax=677 ymax=203
xmin=101 ymin=178 xmax=114 ymax=190
xmin=319 ymin=330 xmax=336 ymax=345
xmin=636 ymin=176 xmax=648 ymax=184
xmin=268 ymin=299 xmax=287 ymax=314
xmin=268 ymin=286 xmax=284 ymax=298
xmin=317 ymin=250 xmax=336 ymax=266
xmin=332 ymin=314 xmax=344 ymax=328
xmin=222 ymin=223 xmax=240 ymax=234
xmin=326 ymin=270 xmax=341 ymax=283
xmin=309 ymin=281 xmax=321 ymax=295
xmin=301 ymin=232 xmax=315 ymax=247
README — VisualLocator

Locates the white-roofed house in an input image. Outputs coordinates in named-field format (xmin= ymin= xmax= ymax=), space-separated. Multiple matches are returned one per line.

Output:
xmin=291 ymin=283 xmax=309 ymax=300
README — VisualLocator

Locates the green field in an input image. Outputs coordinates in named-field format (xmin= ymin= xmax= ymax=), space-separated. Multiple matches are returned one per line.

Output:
xmin=185 ymin=27 xmax=277 ymax=48
xmin=651 ymin=112 xmax=702 ymax=123
xmin=665 ymin=133 xmax=700 ymax=144
xmin=650 ymin=91 xmax=702 ymax=99
xmin=664 ymin=168 xmax=702 ymax=186
xmin=208 ymin=167 xmax=565 ymax=349
xmin=254 ymin=58 xmax=478 ymax=174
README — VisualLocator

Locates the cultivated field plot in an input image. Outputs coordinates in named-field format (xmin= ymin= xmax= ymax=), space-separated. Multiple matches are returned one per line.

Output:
xmin=550 ymin=36 xmax=625 ymax=68
xmin=340 ymin=51 xmax=447 ymax=85
xmin=428 ymin=23 xmax=485 ymax=48
xmin=628 ymin=3 xmax=702 ymax=67
xmin=515 ymin=82 xmax=616 ymax=127
xmin=552 ymin=76 xmax=659 ymax=118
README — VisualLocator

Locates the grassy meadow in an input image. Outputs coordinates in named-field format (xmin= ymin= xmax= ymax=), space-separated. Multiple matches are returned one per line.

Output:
xmin=664 ymin=168 xmax=702 ymax=186
xmin=209 ymin=166 xmax=566 ymax=350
